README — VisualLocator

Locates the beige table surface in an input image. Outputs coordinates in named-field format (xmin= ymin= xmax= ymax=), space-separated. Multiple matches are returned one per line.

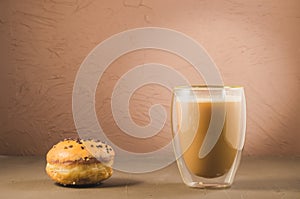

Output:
xmin=0 ymin=156 xmax=299 ymax=199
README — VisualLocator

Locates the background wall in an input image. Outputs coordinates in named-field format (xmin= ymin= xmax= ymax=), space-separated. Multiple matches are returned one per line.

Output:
xmin=0 ymin=0 xmax=299 ymax=156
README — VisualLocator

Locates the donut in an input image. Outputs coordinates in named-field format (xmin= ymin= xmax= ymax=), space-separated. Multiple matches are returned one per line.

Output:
xmin=45 ymin=138 xmax=115 ymax=186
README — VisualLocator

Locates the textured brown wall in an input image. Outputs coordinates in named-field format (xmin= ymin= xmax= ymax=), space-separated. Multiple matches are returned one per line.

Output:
xmin=0 ymin=0 xmax=299 ymax=156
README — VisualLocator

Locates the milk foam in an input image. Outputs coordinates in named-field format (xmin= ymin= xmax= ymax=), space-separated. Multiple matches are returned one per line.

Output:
xmin=176 ymin=95 xmax=241 ymax=103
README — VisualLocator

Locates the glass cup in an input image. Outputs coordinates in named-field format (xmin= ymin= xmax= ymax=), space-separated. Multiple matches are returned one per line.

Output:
xmin=171 ymin=85 xmax=246 ymax=188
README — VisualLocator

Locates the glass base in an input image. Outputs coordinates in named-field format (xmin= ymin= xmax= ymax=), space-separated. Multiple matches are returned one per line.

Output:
xmin=187 ymin=182 xmax=231 ymax=189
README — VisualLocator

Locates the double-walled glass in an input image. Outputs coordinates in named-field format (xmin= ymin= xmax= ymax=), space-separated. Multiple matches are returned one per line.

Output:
xmin=171 ymin=86 xmax=246 ymax=188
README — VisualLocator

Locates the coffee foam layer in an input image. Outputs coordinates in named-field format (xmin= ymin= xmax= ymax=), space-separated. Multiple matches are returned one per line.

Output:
xmin=176 ymin=95 xmax=241 ymax=103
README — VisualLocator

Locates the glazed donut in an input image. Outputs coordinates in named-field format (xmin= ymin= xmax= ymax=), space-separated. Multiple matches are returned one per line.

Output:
xmin=46 ymin=138 xmax=115 ymax=186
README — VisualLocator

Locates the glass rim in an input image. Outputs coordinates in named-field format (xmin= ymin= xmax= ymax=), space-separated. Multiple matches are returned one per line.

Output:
xmin=173 ymin=85 xmax=243 ymax=91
